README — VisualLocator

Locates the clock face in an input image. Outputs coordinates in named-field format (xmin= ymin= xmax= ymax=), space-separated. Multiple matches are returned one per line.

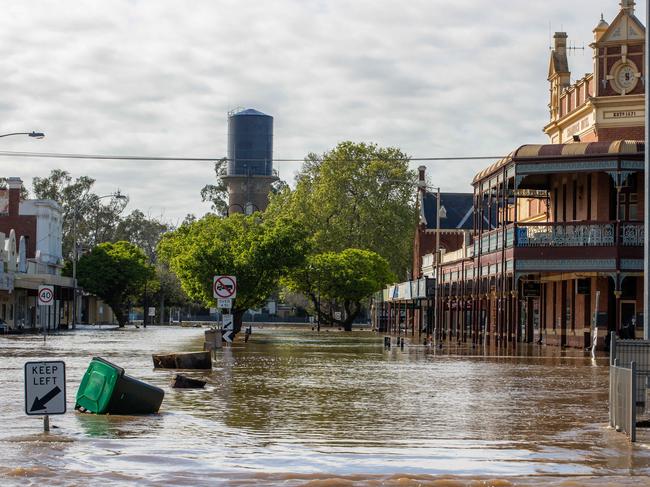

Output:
xmin=617 ymin=65 xmax=636 ymax=88
xmin=612 ymin=63 xmax=638 ymax=93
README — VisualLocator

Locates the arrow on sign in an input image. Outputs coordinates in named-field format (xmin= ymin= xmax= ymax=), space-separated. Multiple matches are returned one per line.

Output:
xmin=222 ymin=330 xmax=233 ymax=343
xmin=30 ymin=386 xmax=62 ymax=412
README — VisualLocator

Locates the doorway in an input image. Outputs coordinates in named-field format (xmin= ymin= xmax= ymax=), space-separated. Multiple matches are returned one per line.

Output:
xmin=620 ymin=300 xmax=636 ymax=339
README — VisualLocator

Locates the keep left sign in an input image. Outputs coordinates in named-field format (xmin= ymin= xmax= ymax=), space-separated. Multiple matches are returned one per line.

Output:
xmin=24 ymin=361 xmax=66 ymax=415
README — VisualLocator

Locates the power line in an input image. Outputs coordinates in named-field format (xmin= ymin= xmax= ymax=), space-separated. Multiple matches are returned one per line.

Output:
xmin=0 ymin=150 xmax=505 ymax=163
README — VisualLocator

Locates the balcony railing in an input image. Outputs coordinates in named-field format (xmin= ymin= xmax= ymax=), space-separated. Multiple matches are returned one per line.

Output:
xmin=620 ymin=222 xmax=644 ymax=246
xmin=515 ymin=222 xmax=643 ymax=247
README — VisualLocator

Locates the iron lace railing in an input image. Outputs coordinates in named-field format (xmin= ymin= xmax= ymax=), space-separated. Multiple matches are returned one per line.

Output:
xmin=516 ymin=222 xmax=644 ymax=247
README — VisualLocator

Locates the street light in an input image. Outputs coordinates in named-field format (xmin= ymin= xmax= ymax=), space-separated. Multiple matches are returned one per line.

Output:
xmin=71 ymin=191 xmax=127 ymax=329
xmin=0 ymin=131 xmax=45 ymax=139
xmin=638 ymin=2 xmax=650 ymax=340
xmin=421 ymin=186 xmax=446 ymax=347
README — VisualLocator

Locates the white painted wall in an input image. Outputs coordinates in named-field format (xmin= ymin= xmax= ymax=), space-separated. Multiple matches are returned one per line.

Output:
xmin=19 ymin=199 xmax=63 ymax=274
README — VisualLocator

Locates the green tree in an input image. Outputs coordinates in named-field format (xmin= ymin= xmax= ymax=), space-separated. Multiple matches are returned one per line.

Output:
xmin=201 ymin=158 xmax=289 ymax=216
xmin=0 ymin=177 xmax=29 ymax=199
xmin=113 ymin=209 xmax=170 ymax=262
xmin=285 ymin=248 xmax=394 ymax=331
xmin=266 ymin=141 xmax=417 ymax=279
xmin=77 ymin=241 xmax=154 ymax=327
xmin=32 ymin=169 xmax=128 ymax=258
xmin=200 ymin=158 xmax=229 ymax=215
xmin=159 ymin=213 xmax=309 ymax=334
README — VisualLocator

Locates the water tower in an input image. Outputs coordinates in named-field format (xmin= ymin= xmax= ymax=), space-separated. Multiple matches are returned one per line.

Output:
xmin=222 ymin=108 xmax=278 ymax=214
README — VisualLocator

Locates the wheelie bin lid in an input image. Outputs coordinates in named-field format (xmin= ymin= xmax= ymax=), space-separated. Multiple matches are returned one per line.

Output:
xmin=75 ymin=357 xmax=124 ymax=414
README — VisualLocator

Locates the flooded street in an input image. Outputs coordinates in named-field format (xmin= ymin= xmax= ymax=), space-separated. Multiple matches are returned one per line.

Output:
xmin=1 ymin=327 xmax=649 ymax=486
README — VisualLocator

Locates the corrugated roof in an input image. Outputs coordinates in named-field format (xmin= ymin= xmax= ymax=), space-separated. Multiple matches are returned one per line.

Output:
xmin=472 ymin=140 xmax=644 ymax=185
xmin=421 ymin=192 xmax=474 ymax=231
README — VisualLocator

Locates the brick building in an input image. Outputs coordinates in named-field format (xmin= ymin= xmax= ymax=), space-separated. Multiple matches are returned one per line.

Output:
xmin=0 ymin=177 xmax=74 ymax=331
xmin=374 ymin=0 xmax=646 ymax=350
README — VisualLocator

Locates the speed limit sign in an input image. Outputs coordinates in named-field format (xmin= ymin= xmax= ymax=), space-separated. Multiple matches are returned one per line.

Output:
xmin=38 ymin=285 xmax=54 ymax=306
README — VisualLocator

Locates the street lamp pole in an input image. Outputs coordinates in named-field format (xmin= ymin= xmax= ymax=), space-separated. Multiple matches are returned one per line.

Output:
xmin=434 ymin=187 xmax=441 ymax=345
xmin=0 ymin=131 xmax=45 ymax=139
xmin=642 ymin=0 xmax=650 ymax=340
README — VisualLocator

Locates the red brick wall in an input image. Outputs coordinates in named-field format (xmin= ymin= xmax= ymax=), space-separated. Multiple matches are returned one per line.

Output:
xmin=413 ymin=226 xmax=466 ymax=279
xmin=8 ymin=188 xmax=19 ymax=216
xmin=597 ymin=126 xmax=645 ymax=141
xmin=0 ymin=215 xmax=37 ymax=258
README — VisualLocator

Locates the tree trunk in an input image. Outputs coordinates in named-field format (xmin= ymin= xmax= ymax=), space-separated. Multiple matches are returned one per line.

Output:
xmin=111 ymin=303 xmax=127 ymax=328
xmin=160 ymin=294 xmax=165 ymax=326
xmin=342 ymin=300 xmax=361 ymax=332
xmin=233 ymin=308 xmax=245 ymax=336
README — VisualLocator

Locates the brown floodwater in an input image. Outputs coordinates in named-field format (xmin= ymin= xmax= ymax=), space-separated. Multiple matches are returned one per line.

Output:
xmin=0 ymin=326 xmax=649 ymax=486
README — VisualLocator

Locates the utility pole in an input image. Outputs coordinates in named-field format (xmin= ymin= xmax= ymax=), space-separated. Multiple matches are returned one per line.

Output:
xmin=643 ymin=0 xmax=650 ymax=340
xmin=434 ymin=187 xmax=441 ymax=346
xmin=71 ymin=207 xmax=78 ymax=330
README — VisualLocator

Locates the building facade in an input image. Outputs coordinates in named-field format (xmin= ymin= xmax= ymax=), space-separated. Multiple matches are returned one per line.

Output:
xmin=0 ymin=177 xmax=75 ymax=331
xmin=373 ymin=1 xmax=646 ymax=350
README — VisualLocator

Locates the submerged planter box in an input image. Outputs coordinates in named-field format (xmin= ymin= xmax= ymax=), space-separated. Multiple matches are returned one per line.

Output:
xmin=152 ymin=351 xmax=212 ymax=369
xmin=75 ymin=357 xmax=164 ymax=415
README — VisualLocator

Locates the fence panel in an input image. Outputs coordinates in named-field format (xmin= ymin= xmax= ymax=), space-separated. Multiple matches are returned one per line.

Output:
xmin=611 ymin=334 xmax=650 ymax=407
xmin=609 ymin=359 xmax=637 ymax=442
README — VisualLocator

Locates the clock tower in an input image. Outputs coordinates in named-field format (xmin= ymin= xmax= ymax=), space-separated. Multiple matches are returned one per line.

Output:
xmin=543 ymin=0 xmax=646 ymax=143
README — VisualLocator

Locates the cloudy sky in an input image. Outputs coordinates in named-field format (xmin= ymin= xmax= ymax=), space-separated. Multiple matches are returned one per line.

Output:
xmin=0 ymin=0 xmax=644 ymax=223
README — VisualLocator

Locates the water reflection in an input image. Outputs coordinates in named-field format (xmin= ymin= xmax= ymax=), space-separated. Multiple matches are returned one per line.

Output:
xmin=0 ymin=327 xmax=649 ymax=486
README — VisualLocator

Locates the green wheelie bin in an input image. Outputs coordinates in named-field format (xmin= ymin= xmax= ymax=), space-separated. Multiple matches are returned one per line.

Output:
xmin=75 ymin=357 xmax=164 ymax=414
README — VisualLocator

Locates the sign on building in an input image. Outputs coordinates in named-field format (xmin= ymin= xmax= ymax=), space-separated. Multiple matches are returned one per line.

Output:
xmin=24 ymin=361 xmax=66 ymax=416
xmin=213 ymin=276 xmax=237 ymax=299
xmin=38 ymin=285 xmax=55 ymax=306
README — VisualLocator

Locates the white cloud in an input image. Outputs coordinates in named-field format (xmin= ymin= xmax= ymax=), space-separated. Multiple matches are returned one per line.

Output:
xmin=0 ymin=0 xmax=641 ymax=221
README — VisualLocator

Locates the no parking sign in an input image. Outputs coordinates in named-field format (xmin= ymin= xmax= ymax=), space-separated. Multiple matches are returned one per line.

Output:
xmin=38 ymin=285 xmax=54 ymax=306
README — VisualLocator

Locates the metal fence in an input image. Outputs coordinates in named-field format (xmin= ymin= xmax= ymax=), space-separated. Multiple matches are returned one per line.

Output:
xmin=609 ymin=359 xmax=637 ymax=442
xmin=610 ymin=334 xmax=650 ymax=406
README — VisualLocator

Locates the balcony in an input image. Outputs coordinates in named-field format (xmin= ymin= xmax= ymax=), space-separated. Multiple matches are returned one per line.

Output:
xmin=515 ymin=222 xmax=643 ymax=247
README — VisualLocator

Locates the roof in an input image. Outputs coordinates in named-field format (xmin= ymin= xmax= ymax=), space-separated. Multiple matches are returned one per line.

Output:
xmin=549 ymin=51 xmax=569 ymax=76
xmin=472 ymin=140 xmax=644 ymax=184
xmin=420 ymin=192 xmax=474 ymax=231
xmin=233 ymin=108 xmax=269 ymax=117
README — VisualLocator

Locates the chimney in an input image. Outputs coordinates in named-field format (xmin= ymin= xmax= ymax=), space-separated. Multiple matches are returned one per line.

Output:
xmin=7 ymin=177 xmax=22 ymax=216
xmin=417 ymin=165 xmax=426 ymax=189
xmin=554 ymin=32 xmax=568 ymax=56
xmin=620 ymin=0 xmax=635 ymax=15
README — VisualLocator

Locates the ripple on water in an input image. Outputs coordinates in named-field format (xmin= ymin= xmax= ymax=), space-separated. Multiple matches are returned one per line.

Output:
xmin=0 ymin=327 xmax=649 ymax=486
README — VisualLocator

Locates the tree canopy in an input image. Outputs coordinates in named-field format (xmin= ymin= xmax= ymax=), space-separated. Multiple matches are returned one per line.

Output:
xmin=266 ymin=141 xmax=417 ymax=279
xmin=114 ymin=209 xmax=170 ymax=262
xmin=284 ymin=248 xmax=394 ymax=331
xmin=32 ymin=169 xmax=128 ymax=258
xmin=159 ymin=213 xmax=309 ymax=333
xmin=77 ymin=241 xmax=154 ymax=327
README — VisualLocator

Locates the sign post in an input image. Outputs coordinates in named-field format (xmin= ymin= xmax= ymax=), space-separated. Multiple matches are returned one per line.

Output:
xmin=214 ymin=276 xmax=237 ymax=345
xmin=222 ymin=314 xmax=234 ymax=344
xmin=24 ymin=360 xmax=66 ymax=432
xmin=38 ymin=285 xmax=54 ymax=343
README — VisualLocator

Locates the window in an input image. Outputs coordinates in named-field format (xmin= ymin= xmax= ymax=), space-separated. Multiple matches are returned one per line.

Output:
xmin=629 ymin=193 xmax=638 ymax=220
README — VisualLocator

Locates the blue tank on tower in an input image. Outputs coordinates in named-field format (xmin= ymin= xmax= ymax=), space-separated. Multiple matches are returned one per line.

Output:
xmin=227 ymin=108 xmax=273 ymax=176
